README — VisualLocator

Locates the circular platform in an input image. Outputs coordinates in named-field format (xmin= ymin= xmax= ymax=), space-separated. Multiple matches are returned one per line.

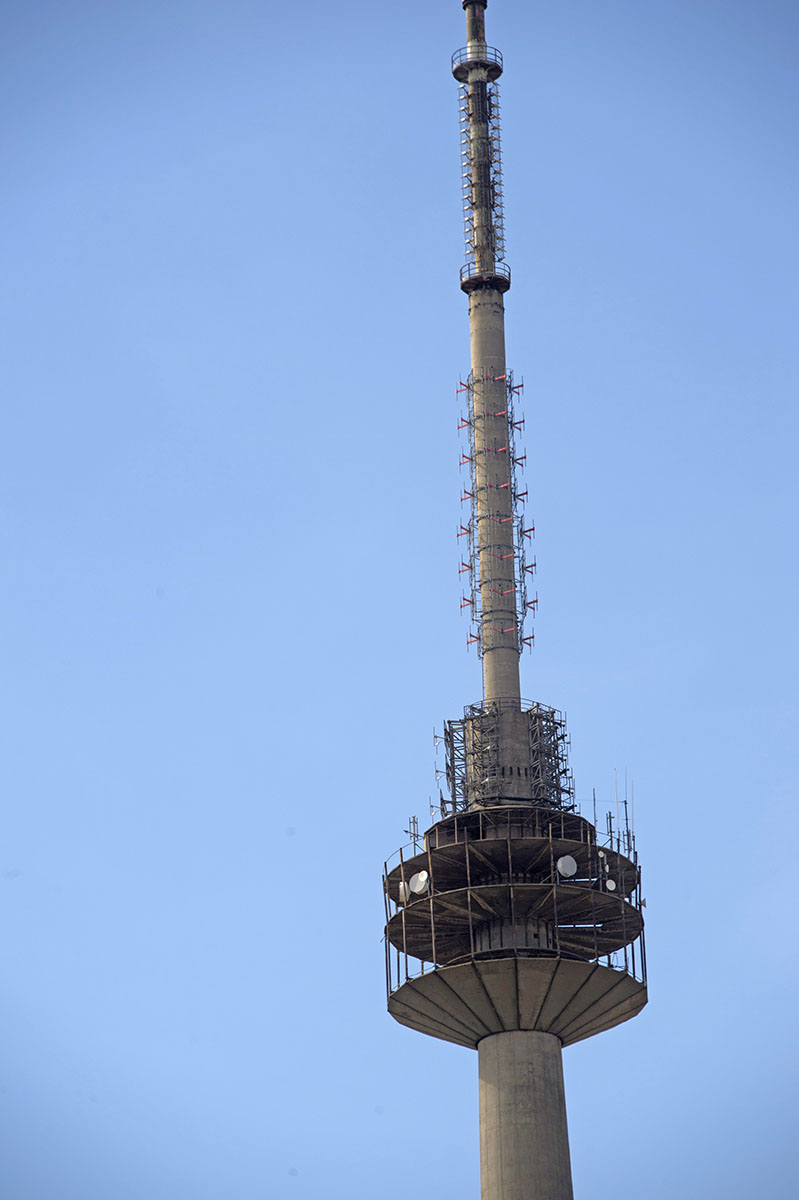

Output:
xmin=460 ymin=262 xmax=511 ymax=293
xmin=388 ymin=955 xmax=647 ymax=1049
xmin=452 ymin=45 xmax=504 ymax=83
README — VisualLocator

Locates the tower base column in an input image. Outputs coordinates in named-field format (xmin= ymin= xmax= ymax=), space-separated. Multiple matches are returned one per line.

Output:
xmin=479 ymin=1031 xmax=574 ymax=1200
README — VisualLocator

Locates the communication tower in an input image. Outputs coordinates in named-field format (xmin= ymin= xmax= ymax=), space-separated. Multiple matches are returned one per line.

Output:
xmin=382 ymin=5 xmax=647 ymax=1197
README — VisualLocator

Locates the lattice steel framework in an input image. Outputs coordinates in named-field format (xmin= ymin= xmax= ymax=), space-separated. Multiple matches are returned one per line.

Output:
xmin=443 ymin=700 xmax=575 ymax=813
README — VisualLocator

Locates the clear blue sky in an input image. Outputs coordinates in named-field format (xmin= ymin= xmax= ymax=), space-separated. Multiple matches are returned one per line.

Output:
xmin=1 ymin=1 xmax=797 ymax=1197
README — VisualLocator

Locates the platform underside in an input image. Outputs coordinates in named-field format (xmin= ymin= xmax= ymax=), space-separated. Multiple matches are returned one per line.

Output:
xmin=388 ymin=956 xmax=646 ymax=1049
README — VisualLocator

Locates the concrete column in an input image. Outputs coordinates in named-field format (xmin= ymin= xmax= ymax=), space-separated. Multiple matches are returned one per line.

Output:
xmin=469 ymin=286 xmax=521 ymax=704
xmin=479 ymin=1031 xmax=574 ymax=1200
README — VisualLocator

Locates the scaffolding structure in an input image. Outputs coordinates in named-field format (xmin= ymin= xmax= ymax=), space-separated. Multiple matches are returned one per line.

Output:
xmin=528 ymin=703 xmax=575 ymax=809
xmin=443 ymin=699 xmax=574 ymax=813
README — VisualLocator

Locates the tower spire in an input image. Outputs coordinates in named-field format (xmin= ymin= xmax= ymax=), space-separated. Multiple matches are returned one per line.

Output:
xmin=455 ymin=2 xmax=525 ymax=705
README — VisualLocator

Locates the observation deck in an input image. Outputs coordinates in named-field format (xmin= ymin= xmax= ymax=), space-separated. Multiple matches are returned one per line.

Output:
xmin=452 ymin=44 xmax=504 ymax=82
xmin=383 ymin=804 xmax=647 ymax=1049
xmin=460 ymin=260 xmax=511 ymax=294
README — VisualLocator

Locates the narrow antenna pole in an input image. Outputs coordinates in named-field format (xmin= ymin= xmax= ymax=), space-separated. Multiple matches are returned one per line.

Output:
xmin=456 ymin=0 xmax=529 ymax=705
xmin=614 ymin=769 xmax=620 ymax=851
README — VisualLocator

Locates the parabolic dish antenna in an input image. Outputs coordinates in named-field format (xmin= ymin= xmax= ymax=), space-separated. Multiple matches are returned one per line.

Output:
xmin=606 ymin=878 xmax=617 ymax=892
xmin=409 ymin=870 xmax=429 ymax=895
xmin=556 ymin=855 xmax=578 ymax=878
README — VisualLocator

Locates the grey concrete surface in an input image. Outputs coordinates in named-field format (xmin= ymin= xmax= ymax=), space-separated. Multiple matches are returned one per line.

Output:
xmin=479 ymin=1031 xmax=574 ymax=1200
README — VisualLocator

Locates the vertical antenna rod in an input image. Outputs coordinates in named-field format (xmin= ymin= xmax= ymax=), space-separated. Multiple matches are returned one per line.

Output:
xmin=454 ymin=1 xmax=524 ymax=706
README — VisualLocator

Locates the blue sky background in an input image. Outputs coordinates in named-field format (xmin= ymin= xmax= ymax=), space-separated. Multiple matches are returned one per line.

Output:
xmin=1 ymin=1 xmax=797 ymax=1196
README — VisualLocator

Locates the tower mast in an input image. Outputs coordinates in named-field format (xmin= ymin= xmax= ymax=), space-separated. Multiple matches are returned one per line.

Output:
xmin=457 ymin=0 xmax=520 ymax=706
xmin=382 ymin=6 xmax=648 ymax=1198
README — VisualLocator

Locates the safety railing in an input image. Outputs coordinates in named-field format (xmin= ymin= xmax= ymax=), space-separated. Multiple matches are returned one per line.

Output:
xmin=452 ymin=45 xmax=503 ymax=74
xmin=460 ymin=260 xmax=511 ymax=288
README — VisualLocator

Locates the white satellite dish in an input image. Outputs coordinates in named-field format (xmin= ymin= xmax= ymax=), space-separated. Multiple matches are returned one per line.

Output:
xmin=597 ymin=849 xmax=606 ymax=858
xmin=409 ymin=870 xmax=429 ymax=895
xmin=398 ymin=882 xmax=411 ymax=904
xmin=556 ymin=855 xmax=578 ymax=878
xmin=606 ymin=878 xmax=617 ymax=892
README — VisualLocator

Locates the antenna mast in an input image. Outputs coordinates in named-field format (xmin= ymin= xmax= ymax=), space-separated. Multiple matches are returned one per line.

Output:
xmin=455 ymin=0 xmax=531 ymax=705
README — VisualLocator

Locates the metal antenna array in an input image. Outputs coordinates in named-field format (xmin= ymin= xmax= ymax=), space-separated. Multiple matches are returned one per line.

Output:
xmin=457 ymin=369 xmax=536 ymax=656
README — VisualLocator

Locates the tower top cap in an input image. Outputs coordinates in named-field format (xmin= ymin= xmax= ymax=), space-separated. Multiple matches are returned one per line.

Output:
xmin=463 ymin=1 xmax=488 ymax=10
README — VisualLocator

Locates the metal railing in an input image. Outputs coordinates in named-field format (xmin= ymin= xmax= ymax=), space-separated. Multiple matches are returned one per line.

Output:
xmin=460 ymin=260 xmax=511 ymax=288
xmin=452 ymin=45 xmax=503 ymax=73
xmin=383 ymin=845 xmax=641 ymax=910
xmin=383 ymin=803 xmax=636 ymax=879
xmin=386 ymin=934 xmax=647 ymax=997
xmin=385 ymin=904 xmax=647 ymax=996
